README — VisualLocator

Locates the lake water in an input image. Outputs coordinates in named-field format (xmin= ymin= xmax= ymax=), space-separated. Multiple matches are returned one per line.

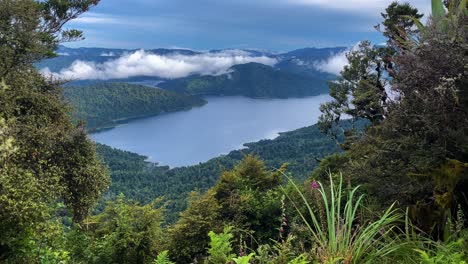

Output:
xmin=91 ymin=94 xmax=331 ymax=167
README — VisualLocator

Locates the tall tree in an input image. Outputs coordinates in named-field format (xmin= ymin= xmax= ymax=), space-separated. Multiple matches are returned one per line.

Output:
xmin=0 ymin=0 xmax=109 ymax=260
xmin=317 ymin=0 xmax=467 ymax=235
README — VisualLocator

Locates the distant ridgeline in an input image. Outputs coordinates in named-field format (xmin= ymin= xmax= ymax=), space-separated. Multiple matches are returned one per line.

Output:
xmin=158 ymin=62 xmax=328 ymax=98
xmin=63 ymin=82 xmax=206 ymax=131
xmin=96 ymin=120 xmax=362 ymax=223
xmin=40 ymin=46 xmax=344 ymax=96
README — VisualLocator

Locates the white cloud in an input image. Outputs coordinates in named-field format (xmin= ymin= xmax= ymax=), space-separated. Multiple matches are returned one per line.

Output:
xmin=42 ymin=50 xmax=277 ymax=80
xmin=100 ymin=52 xmax=116 ymax=57
xmin=73 ymin=13 xmax=121 ymax=25
xmin=288 ymin=0 xmax=387 ymax=11
xmin=284 ymin=0 xmax=431 ymax=15
xmin=313 ymin=50 xmax=348 ymax=75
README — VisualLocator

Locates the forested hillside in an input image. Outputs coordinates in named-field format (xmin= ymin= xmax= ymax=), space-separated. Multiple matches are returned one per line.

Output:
xmin=95 ymin=122 xmax=354 ymax=222
xmin=63 ymin=82 xmax=206 ymax=130
xmin=159 ymin=62 xmax=329 ymax=98
xmin=275 ymin=47 xmax=346 ymax=79
xmin=1 ymin=0 xmax=467 ymax=263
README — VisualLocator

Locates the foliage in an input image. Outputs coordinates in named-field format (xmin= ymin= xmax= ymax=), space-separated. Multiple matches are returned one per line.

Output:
xmin=207 ymin=227 xmax=235 ymax=264
xmin=318 ymin=40 xmax=390 ymax=133
xmin=96 ymin=121 xmax=344 ymax=222
xmin=379 ymin=1 xmax=423 ymax=48
xmin=213 ymin=155 xmax=285 ymax=245
xmin=153 ymin=251 xmax=175 ymax=264
xmin=159 ymin=62 xmax=329 ymax=98
xmin=232 ymin=253 xmax=256 ymax=264
xmin=0 ymin=0 xmax=99 ymax=76
xmin=287 ymin=254 xmax=310 ymax=264
xmin=64 ymin=82 xmax=206 ymax=131
xmin=0 ymin=0 xmax=109 ymax=261
xmin=284 ymin=173 xmax=412 ymax=264
xmin=416 ymin=231 xmax=468 ymax=264
xmin=72 ymin=195 xmax=166 ymax=264
xmin=317 ymin=0 xmax=468 ymax=235
xmin=168 ymin=155 xmax=285 ymax=262
xmin=168 ymin=190 xmax=222 ymax=263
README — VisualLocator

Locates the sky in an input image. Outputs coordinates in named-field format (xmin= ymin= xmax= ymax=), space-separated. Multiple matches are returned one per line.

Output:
xmin=66 ymin=0 xmax=431 ymax=52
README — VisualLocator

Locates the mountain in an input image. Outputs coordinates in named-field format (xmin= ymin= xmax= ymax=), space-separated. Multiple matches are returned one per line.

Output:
xmin=158 ymin=62 xmax=329 ymax=98
xmin=37 ymin=46 xmax=346 ymax=79
xmin=275 ymin=47 xmax=346 ymax=79
xmin=36 ymin=45 xmax=201 ymax=72
xmin=63 ymin=82 xmax=206 ymax=131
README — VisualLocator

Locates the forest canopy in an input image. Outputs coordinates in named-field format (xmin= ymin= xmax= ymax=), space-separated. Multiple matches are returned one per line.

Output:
xmin=0 ymin=0 xmax=467 ymax=263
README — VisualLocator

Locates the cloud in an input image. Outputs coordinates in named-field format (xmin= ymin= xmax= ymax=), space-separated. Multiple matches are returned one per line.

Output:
xmin=41 ymin=50 xmax=277 ymax=80
xmin=284 ymin=0 xmax=431 ymax=15
xmin=287 ymin=0 xmax=387 ymax=12
xmin=313 ymin=50 xmax=348 ymax=75
xmin=73 ymin=13 xmax=122 ymax=25
xmin=100 ymin=52 xmax=116 ymax=57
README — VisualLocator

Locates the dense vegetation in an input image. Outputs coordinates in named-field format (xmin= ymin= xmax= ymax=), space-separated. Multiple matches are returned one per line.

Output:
xmin=1 ymin=0 xmax=467 ymax=263
xmin=317 ymin=0 xmax=468 ymax=237
xmin=158 ymin=62 xmax=329 ymax=98
xmin=96 ymin=122 xmax=353 ymax=222
xmin=63 ymin=82 xmax=206 ymax=130
xmin=0 ymin=0 xmax=110 ymax=261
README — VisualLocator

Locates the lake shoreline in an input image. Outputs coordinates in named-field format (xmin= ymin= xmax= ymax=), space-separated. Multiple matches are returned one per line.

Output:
xmin=91 ymin=94 xmax=331 ymax=166
xmin=89 ymin=93 xmax=330 ymax=134
xmin=88 ymin=100 xmax=208 ymax=134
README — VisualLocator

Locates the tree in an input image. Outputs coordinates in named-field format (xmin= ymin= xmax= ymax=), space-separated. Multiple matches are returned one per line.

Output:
xmin=79 ymin=195 xmax=166 ymax=264
xmin=213 ymin=155 xmax=285 ymax=245
xmin=318 ymin=41 xmax=389 ymax=142
xmin=0 ymin=0 xmax=109 ymax=260
xmin=379 ymin=1 xmax=423 ymax=49
xmin=168 ymin=190 xmax=222 ymax=263
xmin=317 ymin=0 xmax=468 ymax=235
xmin=318 ymin=2 xmax=423 ymax=139
xmin=168 ymin=155 xmax=287 ymax=262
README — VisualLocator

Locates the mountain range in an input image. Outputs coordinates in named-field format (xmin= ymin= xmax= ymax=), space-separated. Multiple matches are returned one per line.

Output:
xmin=37 ymin=45 xmax=346 ymax=80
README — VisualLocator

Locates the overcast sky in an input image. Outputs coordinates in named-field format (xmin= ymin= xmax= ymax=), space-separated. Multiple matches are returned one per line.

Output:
xmin=66 ymin=0 xmax=431 ymax=51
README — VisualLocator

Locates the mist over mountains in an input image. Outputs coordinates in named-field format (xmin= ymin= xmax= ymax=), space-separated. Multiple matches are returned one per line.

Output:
xmin=38 ymin=45 xmax=348 ymax=83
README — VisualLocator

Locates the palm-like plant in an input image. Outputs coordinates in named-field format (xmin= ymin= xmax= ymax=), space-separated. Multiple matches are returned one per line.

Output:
xmin=282 ymin=173 xmax=410 ymax=264
xmin=402 ymin=0 xmax=467 ymax=47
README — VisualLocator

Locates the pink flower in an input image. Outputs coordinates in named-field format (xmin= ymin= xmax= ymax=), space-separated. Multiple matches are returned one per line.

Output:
xmin=311 ymin=180 xmax=320 ymax=190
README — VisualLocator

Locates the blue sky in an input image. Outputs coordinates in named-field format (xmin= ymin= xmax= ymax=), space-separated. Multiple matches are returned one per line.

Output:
xmin=66 ymin=0 xmax=431 ymax=51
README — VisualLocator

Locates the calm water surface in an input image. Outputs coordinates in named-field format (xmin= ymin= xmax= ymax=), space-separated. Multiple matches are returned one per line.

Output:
xmin=91 ymin=95 xmax=330 ymax=167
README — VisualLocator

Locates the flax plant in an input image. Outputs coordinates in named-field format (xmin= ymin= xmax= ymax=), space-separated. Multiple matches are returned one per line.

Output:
xmin=282 ymin=173 xmax=411 ymax=264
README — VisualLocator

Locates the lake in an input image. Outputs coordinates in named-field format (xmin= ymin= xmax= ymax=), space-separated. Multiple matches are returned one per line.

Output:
xmin=91 ymin=94 xmax=331 ymax=167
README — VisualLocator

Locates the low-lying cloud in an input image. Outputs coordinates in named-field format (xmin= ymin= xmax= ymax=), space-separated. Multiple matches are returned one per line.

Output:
xmin=41 ymin=50 xmax=277 ymax=80
xmin=100 ymin=52 xmax=116 ymax=57
xmin=313 ymin=50 xmax=348 ymax=75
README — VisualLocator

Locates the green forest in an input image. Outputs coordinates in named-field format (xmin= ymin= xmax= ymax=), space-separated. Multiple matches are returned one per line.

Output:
xmin=63 ymin=82 xmax=206 ymax=131
xmin=159 ymin=62 xmax=329 ymax=98
xmin=0 ymin=0 xmax=467 ymax=263
xmin=95 ymin=121 xmax=357 ymax=222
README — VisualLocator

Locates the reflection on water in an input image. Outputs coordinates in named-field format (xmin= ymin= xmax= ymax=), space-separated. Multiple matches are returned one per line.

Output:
xmin=91 ymin=94 xmax=330 ymax=167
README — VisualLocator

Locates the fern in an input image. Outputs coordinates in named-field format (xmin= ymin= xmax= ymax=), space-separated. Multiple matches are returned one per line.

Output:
xmin=207 ymin=226 xmax=235 ymax=264
xmin=232 ymin=253 xmax=256 ymax=264
xmin=153 ymin=250 xmax=175 ymax=264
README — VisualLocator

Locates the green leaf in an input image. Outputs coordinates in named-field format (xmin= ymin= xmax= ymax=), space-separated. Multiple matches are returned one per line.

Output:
xmin=432 ymin=0 xmax=446 ymax=18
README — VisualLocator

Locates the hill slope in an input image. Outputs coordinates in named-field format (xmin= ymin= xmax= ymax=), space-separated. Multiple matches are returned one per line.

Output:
xmin=95 ymin=122 xmax=348 ymax=222
xmin=159 ymin=62 xmax=329 ymax=98
xmin=64 ymin=82 xmax=206 ymax=131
